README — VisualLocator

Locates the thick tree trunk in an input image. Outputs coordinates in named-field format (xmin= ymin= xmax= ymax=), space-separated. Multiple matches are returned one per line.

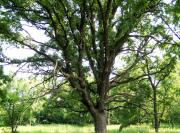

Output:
xmin=93 ymin=111 xmax=107 ymax=133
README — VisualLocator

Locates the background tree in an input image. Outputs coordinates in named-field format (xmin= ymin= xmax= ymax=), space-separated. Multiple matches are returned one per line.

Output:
xmin=0 ymin=0 xmax=179 ymax=132
xmin=163 ymin=63 xmax=180 ymax=127
xmin=37 ymin=88 xmax=93 ymax=125
xmin=0 ymin=65 xmax=11 ymax=127
xmin=0 ymin=79 xmax=35 ymax=133
xmin=112 ymin=79 xmax=151 ymax=131
xmin=143 ymin=56 xmax=176 ymax=133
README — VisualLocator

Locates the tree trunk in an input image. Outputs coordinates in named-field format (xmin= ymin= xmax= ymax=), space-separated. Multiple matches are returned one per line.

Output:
xmin=153 ymin=88 xmax=159 ymax=133
xmin=93 ymin=111 xmax=107 ymax=133
xmin=11 ymin=122 xmax=17 ymax=133
xmin=107 ymin=111 xmax=111 ymax=125
xmin=11 ymin=125 xmax=14 ymax=133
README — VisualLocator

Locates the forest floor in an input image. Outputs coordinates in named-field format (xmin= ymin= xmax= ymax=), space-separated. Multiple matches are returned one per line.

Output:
xmin=0 ymin=124 xmax=180 ymax=133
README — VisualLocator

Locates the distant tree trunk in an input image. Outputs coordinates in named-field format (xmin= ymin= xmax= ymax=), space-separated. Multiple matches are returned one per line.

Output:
xmin=11 ymin=125 xmax=14 ymax=133
xmin=153 ymin=88 xmax=159 ymax=133
xmin=10 ymin=118 xmax=17 ymax=133
xmin=11 ymin=125 xmax=17 ymax=133
xmin=93 ymin=111 xmax=107 ymax=133
xmin=107 ymin=111 xmax=111 ymax=125
xmin=8 ymin=103 xmax=18 ymax=133
xmin=10 ymin=103 xmax=15 ymax=133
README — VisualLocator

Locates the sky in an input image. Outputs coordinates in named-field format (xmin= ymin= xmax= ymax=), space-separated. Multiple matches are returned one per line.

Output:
xmin=3 ymin=23 xmax=49 ymax=76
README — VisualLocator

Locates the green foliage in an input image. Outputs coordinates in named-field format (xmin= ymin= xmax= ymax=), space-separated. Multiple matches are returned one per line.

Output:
xmin=109 ymin=80 xmax=151 ymax=129
xmin=0 ymin=79 xmax=36 ymax=132
xmin=37 ymin=85 xmax=92 ymax=125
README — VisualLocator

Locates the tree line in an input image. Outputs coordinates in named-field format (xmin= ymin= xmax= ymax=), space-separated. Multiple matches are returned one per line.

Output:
xmin=0 ymin=64 xmax=180 ymax=132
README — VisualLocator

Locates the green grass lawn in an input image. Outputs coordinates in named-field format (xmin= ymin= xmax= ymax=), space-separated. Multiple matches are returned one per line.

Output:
xmin=0 ymin=124 xmax=180 ymax=133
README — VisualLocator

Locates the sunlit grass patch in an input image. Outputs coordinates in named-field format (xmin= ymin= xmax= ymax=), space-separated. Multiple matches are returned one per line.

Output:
xmin=150 ymin=128 xmax=180 ymax=133
xmin=1 ymin=124 xmax=180 ymax=133
xmin=121 ymin=124 xmax=150 ymax=133
xmin=17 ymin=124 xmax=94 ymax=133
xmin=16 ymin=124 xmax=119 ymax=133
xmin=121 ymin=124 xmax=180 ymax=133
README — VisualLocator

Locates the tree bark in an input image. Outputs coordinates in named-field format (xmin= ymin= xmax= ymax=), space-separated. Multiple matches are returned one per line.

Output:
xmin=93 ymin=111 xmax=107 ymax=133
xmin=153 ymin=88 xmax=159 ymax=133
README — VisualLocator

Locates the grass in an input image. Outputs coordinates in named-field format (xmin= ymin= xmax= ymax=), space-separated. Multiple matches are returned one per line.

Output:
xmin=121 ymin=124 xmax=180 ymax=133
xmin=0 ymin=124 xmax=180 ymax=133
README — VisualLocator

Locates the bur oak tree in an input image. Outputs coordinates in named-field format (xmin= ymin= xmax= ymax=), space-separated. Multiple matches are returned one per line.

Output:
xmin=0 ymin=0 xmax=179 ymax=132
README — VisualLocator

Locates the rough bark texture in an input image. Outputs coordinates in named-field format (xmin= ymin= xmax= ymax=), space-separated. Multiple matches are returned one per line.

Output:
xmin=93 ymin=111 xmax=107 ymax=133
